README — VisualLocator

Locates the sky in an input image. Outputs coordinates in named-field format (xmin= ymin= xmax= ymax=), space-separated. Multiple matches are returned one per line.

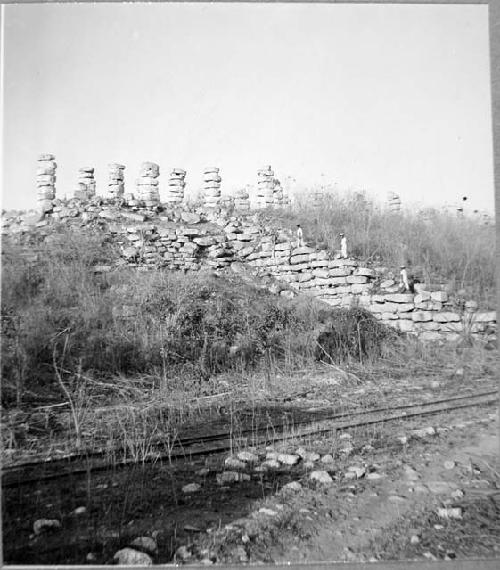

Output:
xmin=1 ymin=2 xmax=495 ymax=213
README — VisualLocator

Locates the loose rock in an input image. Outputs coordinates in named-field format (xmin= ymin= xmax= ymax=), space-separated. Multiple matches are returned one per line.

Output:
xmin=114 ymin=547 xmax=153 ymax=566
xmin=347 ymin=466 xmax=366 ymax=479
xmin=437 ymin=507 xmax=463 ymax=520
xmin=224 ymin=457 xmax=247 ymax=470
xmin=366 ymin=473 xmax=384 ymax=481
xmin=237 ymin=451 xmax=259 ymax=463
xmin=310 ymin=470 xmax=334 ymax=485
xmin=277 ymin=453 xmax=300 ymax=465
xmin=175 ymin=545 xmax=192 ymax=562
xmin=129 ymin=536 xmax=158 ymax=555
xmin=282 ymin=481 xmax=302 ymax=493
xmin=33 ymin=519 xmax=61 ymax=535
xmin=182 ymin=483 xmax=201 ymax=494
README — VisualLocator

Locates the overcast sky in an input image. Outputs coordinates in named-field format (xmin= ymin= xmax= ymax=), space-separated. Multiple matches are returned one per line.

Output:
xmin=1 ymin=2 xmax=494 ymax=212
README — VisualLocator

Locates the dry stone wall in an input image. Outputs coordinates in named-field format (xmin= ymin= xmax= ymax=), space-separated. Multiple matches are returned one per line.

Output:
xmin=2 ymin=155 xmax=496 ymax=345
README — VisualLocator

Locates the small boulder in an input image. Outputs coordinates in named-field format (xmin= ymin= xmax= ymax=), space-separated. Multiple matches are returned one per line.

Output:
xmin=426 ymin=481 xmax=458 ymax=494
xmin=411 ymin=426 xmax=436 ymax=439
xmin=237 ymin=451 xmax=259 ymax=463
xmin=129 ymin=537 xmax=158 ymax=555
xmin=320 ymin=454 xmax=335 ymax=465
xmin=224 ymin=457 xmax=247 ymax=470
xmin=437 ymin=507 xmax=462 ymax=520
xmin=181 ymin=212 xmax=201 ymax=224
xmin=282 ymin=481 xmax=302 ymax=493
xmin=114 ymin=547 xmax=153 ymax=566
xmin=175 ymin=545 xmax=192 ymax=562
xmin=347 ymin=466 xmax=365 ymax=479
xmin=310 ymin=470 xmax=334 ymax=485
xmin=258 ymin=507 xmax=278 ymax=516
xmin=216 ymin=471 xmax=249 ymax=485
xmin=33 ymin=519 xmax=61 ymax=535
xmin=73 ymin=506 xmax=87 ymax=515
xmin=366 ymin=473 xmax=384 ymax=481
xmin=277 ymin=453 xmax=300 ymax=465
xmin=182 ymin=483 xmax=201 ymax=494
xmin=260 ymin=459 xmax=281 ymax=471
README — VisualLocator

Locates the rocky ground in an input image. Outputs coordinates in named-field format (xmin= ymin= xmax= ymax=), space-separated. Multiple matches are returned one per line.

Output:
xmin=2 ymin=360 xmax=498 ymax=566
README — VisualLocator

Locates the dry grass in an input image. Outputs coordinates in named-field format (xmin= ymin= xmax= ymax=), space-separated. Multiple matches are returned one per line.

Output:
xmin=264 ymin=189 xmax=495 ymax=306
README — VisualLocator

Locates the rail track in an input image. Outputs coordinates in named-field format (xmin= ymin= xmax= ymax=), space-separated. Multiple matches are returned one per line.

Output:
xmin=2 ymin=388 xmax=497 ymax=488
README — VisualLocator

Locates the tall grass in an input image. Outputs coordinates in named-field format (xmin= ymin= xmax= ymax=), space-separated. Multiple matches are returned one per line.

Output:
xmin=268 ymin=189 xmax=495 ymax=305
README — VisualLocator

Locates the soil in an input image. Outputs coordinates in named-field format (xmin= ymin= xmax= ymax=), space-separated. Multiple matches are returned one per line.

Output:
xmin=2 ymin=365 xmax=499 ymax=565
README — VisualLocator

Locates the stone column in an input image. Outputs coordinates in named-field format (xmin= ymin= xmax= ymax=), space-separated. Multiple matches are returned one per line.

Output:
xmin=203 ymin=167 xmax=221 ymax=208
xmin=388 ymin=192 xmax=401 ymax=212
xmin=108 ymin=163 xmax=125 ymax=199
xmin=162 ymin=168 xmax=186 ymax=206
xmin=256 ymin=166 xmax=275 ymax=209
xmin=74 ymin=167 xmax=96 ymax=200
xmin=36 ymin=153 xmax=56 ymax=211
xmin=136 ymin=162 xmax=160 ymax=206
xmin=273 ymin=178 xmax=284 ymax=207
xmin=234 ymin=187 xmax=250 ymax=211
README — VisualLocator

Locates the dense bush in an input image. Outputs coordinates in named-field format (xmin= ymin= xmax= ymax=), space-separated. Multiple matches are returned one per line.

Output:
xmin=1 ymin=227 xmax=401 ymax=406
xmin=315 ymin=307 xmax=398 ymax=364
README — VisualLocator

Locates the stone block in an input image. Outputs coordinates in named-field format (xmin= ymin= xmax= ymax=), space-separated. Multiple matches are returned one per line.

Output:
xmin=439 ymin=322 xmax=464 ymax=333
xmin=313 ymin=269 xmax=330 ymax=279
xmin=396 ymin=303 xmax=415 ymax=313
xmin=412 ymin=311 xmax=433 ymax=322
xmin=432 ymin=312 xmax=461 ymax=323
xmin=414 ymin=292 xmax=431 ymax=303
xmin=399 ymin=320 xmax=416 ymax=333
xmin=354 ymin=267 xmax=375 ymax=277
xmin=350 ymin=283 xmax=373 ymax=294
xmin=347 ymin=275 xmax=368 ymax=284
xmin=291 ymin=246 xmax=315 ymax=256
xmin=431 ymin=291 xmax=448 ymax=303
xmin=311 ymin=260 xmax=329 ymax=268
xmin=380 ymin=279 xmax=395 ymax=289
xmin=416 ymin=321 xmax=441 ymax=331
xmin=192 ymin=235 xmax=217 ymax=247
xmin=381 ymin=312 xmax=399 ymax=320
xmin=290 ymin=254 xmax=311 ymax=265
xmin=384 ymin=293 xmax=414 ymax=303
xmin=473 ymin=311 xmax=496 ymax=323
xmin=329 ymin=267 xmax=352 ymax=277
xmin=329 ymin=258 xmax=358 ymax=268
xmin=329 ymin=277 xmax=348 ymax=286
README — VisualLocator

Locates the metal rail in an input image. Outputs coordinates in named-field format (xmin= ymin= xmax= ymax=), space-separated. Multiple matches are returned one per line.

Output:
xmin=2 ymin=389 xmax=497 ymax=488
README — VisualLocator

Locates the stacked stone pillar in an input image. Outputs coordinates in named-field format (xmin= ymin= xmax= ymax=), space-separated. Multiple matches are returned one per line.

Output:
xmin=74 ymin=167 xmax=95 ymax=200
xmin=36 ymin=153 xmax=57 ymax=211
xmin=234 ymin=187 xmax=250 ymax=211
xmin=273 ymin=178 xmax=284 ymax=207
xmin=162 ymin=168 xmax=186 ymax=206
xmin=203 ymin=167 xmax=221 ymax=208
xmin=107 ymin=163 xmax=125 ymax=199
xmin=388 ymin=192 xmax=401 ymax=212
xmin=256 ymin=166 xmax=275 ymax=208
xmin=136 ymin=162 xmax=160 ymax=206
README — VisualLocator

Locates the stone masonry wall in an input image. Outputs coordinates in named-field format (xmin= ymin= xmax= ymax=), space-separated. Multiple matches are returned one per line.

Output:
xmin=2 ymin=172 xmax=496 ymax=346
